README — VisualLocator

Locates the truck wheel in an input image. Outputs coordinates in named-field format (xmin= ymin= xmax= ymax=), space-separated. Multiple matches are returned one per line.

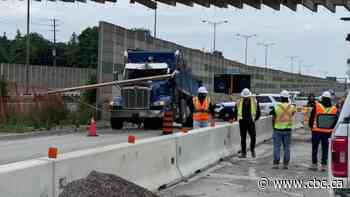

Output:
xmin=111 ymin=118 xmax=123 ymax=130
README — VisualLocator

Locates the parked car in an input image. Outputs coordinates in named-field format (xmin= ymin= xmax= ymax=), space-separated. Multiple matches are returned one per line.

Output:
xmin=328 ymin=93 xmax=349 ymax=196
xmin=255 ymin=94 xmax=282 ymax=115
xmin=214 ymin=102 xmax=235 ymax=121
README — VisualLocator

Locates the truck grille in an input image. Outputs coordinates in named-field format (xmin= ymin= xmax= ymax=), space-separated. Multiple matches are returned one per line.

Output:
xmin=121 ymin=87 xmax=150 ymax=109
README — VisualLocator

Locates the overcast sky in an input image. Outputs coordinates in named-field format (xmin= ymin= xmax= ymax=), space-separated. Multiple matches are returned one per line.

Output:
xmin=0 ymin=0 xmax=350 ymax=78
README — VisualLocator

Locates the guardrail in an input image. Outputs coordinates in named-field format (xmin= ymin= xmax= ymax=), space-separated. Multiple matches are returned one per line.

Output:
xmin=0 ymin=116 xmax=285 ymax=197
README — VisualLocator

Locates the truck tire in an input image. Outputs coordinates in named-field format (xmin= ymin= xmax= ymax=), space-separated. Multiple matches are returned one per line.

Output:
xmin=111 ymin=118 xmax=123 ymax=130
xmin=144 ymin=118 xmax=162 ymax=130
xmin=180 ymin=99 xmax=191 ymax=126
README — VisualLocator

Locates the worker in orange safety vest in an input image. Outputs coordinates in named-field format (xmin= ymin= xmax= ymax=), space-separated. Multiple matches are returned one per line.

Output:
xmin=190 ymin=86 xmax=215 ymax=129
xmin=308 ymin=91 xmax=338 ymax=171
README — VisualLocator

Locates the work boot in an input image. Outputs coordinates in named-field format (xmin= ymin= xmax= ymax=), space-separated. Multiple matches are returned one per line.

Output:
xmin=320 ymin=164 xmax=327 ymax=172
xmin=238 ymin=153 xmax=247 ymax=158
xmin=272 ymin=164 xmax=279 ymax=169
xmin=251 ymin=150 xmax=256 ymax=158
xmin=308 ymin=163 xmax=318 ymax=171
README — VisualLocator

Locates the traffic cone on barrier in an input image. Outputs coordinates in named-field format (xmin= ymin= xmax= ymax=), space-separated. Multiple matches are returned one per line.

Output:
xmin=87 ymin=117 xmax=98 ymax=137
xmin=48 ymin=147 xmax=58 ymax=159
xmin=128 ymin=135 xmax=136 ymax=144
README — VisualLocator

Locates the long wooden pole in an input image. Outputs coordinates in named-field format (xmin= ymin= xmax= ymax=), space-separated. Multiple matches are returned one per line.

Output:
xmin=46 ymin=73 xmax=175 ymax=95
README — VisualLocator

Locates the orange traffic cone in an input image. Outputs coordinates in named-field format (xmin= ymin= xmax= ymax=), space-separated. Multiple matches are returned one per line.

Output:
xmin=87 ymin=117 xmax=98 ymax=137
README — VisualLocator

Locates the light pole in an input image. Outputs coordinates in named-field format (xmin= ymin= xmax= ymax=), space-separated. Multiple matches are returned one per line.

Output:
xmin=25 ymin=0 xmax=30 ymax=94
xmin=258 ymin=42 xmax=275 ymax=68
xmin=202 ymin=20 xmax=228 ymax=52
xmin=286 ymin=56 xmax=298 ymax=73
xmin=236 ymin=33 xmax=257 ymax=64
xmin=154 ymin=1 xmax=157 ymax=38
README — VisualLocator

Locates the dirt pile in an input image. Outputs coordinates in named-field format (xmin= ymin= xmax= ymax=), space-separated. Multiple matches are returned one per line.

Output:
xmin=59 ymin=171 xmax=159 ymax=197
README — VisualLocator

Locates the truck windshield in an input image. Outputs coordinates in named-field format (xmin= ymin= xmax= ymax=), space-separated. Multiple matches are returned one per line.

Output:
xmin=125 ymin=69 xmax=168 ymax=79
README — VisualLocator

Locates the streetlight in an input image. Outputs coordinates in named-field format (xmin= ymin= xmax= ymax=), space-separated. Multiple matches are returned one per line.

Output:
xmin=154 ymin=1 xmax=158 ymax=38
xmin=258 ymin=42 xmax=275 ymax=68
xmin=202 ymin=20 xmax=228 ymax=52
xmin=286 ymin=56 xmax=298 ymax=73
xmin=236 ymin=33 xmax=257 ymax=64
xmin=26 ymin=0 xmax=30 ymax=94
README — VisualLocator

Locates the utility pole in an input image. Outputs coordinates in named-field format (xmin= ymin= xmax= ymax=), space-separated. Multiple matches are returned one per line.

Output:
xmin=25 ymin=0 xmax=30 ymax=94
xmin=202 ymin=20 xmax=228 ymax=52
xmin=258 ymin=42 xmax=275 ymax=68
xmin=298 ymin=59 xmax=303 ymax=74
xmin=236 ymin=33 xmax=257 ymax=64
xmin=154 ymin=1 xmax=157 ymax=38
xmin=51 ymin=19 xmax=58 ymax=67
xmin=286 ymin=56 xmax=298 ymax=73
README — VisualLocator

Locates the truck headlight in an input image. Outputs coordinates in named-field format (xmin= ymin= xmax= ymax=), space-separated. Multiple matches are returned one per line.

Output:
xmin=153 ymin=101 xmax=165 ymax=106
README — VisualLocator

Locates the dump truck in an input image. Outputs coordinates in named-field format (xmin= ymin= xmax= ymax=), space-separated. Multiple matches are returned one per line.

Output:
xmin=109 ymin=50 xmax=200 ymax=129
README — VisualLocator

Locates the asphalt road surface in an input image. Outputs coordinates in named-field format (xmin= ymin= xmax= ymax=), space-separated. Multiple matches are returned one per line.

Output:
xmin=0 ymin=127 xmax=163 ymax=165
xmin=159 ymin=128 xmax=332 ymax=197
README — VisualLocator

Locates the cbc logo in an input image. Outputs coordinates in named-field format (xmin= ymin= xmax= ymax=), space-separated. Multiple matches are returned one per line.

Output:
xmin=258 ymin=177 xmax=269 ymax=190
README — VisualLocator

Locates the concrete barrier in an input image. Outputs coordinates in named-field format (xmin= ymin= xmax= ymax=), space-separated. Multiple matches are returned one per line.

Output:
xmin=175 ymin=124 xmax=233 ymax=178
xmin=53 ymin=135 xmax=181 ymax=195
xmin=0 ymin=117 xmax=279 ymax=197
xmin=0 ymin=159 xmax=54 ymax=197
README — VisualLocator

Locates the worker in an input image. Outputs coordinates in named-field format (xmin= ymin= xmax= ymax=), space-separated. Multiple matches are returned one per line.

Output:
xmin=270 ymin=90 xmax=296 ymax=169
xmin=308 ymin=91 xmax=338 ymax=171
xmin=233 ymin=88 xmax=261 ymax=158
xmin=190 ymin=86 xmax=215 ymax=129
xmin=307 ymin=93 xmax=316 ymax=108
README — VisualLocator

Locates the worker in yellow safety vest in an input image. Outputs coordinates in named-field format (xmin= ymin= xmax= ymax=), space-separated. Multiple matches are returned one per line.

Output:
xmin=308 ymin=91 xmax=338 ymax=171
xmin=270 ymin=90 xmax=296 ymax=170
xmin=233 ymin=88 xmax=261 ymax=158
xmin=190 ymin=87 xmax=215 ymax=129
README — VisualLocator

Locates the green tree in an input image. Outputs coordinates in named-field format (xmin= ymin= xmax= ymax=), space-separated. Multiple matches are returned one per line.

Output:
xmin=78 ymin=27 xmax=98 ymax=68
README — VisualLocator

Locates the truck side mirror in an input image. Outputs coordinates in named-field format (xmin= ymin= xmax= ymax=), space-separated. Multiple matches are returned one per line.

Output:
xmin=113 ymin=71 xmax=119 ymax=81
xmin=316 ymin=114 xmax=337 ymax=129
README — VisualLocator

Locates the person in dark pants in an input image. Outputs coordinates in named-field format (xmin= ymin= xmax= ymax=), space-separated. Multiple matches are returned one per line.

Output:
xmin=308 ymin=91 xmax=338 ymax=171
xmin=233 ymin=88 xmax=261 ymax=158
xmin=270 ymin=90 xmax=296 ymax=169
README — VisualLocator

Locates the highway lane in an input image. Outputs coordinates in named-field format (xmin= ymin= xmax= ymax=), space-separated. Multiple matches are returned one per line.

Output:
xmin=0 ymin=127 xmax=163 ymax=165
xmin=159 ymin=129 xmax=331 ymax=197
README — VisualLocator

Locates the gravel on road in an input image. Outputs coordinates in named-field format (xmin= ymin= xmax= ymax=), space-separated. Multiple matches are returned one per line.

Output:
xmin=59 ymin=171 xmax=159 ymax=197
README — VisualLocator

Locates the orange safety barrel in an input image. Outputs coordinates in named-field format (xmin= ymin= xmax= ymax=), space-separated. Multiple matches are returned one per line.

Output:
xmin=163 ymin=111 xmax=173 ymax=135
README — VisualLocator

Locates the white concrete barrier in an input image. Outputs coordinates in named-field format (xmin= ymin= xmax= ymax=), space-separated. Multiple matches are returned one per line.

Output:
xmin=255 ymin=116 xmax=273 ymax=140
xmin=175 ymin=124 xmax=233 ymax=178
xmin=53 ymin=135 xmax=181 ymax=195
xmin=0 ymin=117 xmax=278 ymax=197
xmin=0 ymin=159 xmax=54 ymax=197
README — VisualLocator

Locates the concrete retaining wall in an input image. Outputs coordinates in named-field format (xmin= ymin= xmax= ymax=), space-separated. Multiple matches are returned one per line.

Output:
xmin=0 ymin=117 xmax=275 ymax=197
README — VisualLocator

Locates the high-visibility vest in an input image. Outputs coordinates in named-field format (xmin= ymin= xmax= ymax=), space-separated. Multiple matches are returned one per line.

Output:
xmin=312 ymin=102 xmax=337 ymax=133
xmin=237 ymin=97 xmax=257 ymax=121
xmin=274 ymin=103 xmax=295 ymax=130
xmin=193 ymin=97 xmax=210 ymax=121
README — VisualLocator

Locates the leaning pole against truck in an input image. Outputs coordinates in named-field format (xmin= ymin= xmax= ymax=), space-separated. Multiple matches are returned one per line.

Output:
xmin=47 ymin=50 xmax=200 ymax=130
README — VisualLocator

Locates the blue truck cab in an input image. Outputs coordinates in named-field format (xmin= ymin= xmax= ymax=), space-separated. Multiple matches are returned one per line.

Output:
xmin=110 ymin=50 xmax=199 ymax=130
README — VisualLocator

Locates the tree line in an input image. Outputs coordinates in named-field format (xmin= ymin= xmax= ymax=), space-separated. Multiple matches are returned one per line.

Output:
xmin=0 ymin=26 xmax=98 ymax=68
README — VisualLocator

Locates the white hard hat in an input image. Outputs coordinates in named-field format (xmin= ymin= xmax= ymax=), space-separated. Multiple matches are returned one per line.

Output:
xmin=322 ymin=91 xmax=332 ymax=99
xmin=280 ymin=90 xmax=290 ymax=98
xmin=241 ymin=88 xmax=251 ymax=98
xmin=198 ymin=86 xmax=208 ymax=94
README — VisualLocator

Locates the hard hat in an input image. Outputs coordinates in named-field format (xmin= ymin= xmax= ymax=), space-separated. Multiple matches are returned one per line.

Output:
xmin=198 ymin=86 xmax=208 ymax=94
xmin=280 ymin=90 xmax=290 ymax=98
xmin=322 ymin=91 xmax=332 ymax=99
xmin=241 ymin=88 xmax=251 ymax=98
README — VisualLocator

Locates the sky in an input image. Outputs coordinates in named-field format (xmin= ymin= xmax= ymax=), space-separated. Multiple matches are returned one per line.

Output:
xmin=0 ymin=0 xmax=350 ymax=78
